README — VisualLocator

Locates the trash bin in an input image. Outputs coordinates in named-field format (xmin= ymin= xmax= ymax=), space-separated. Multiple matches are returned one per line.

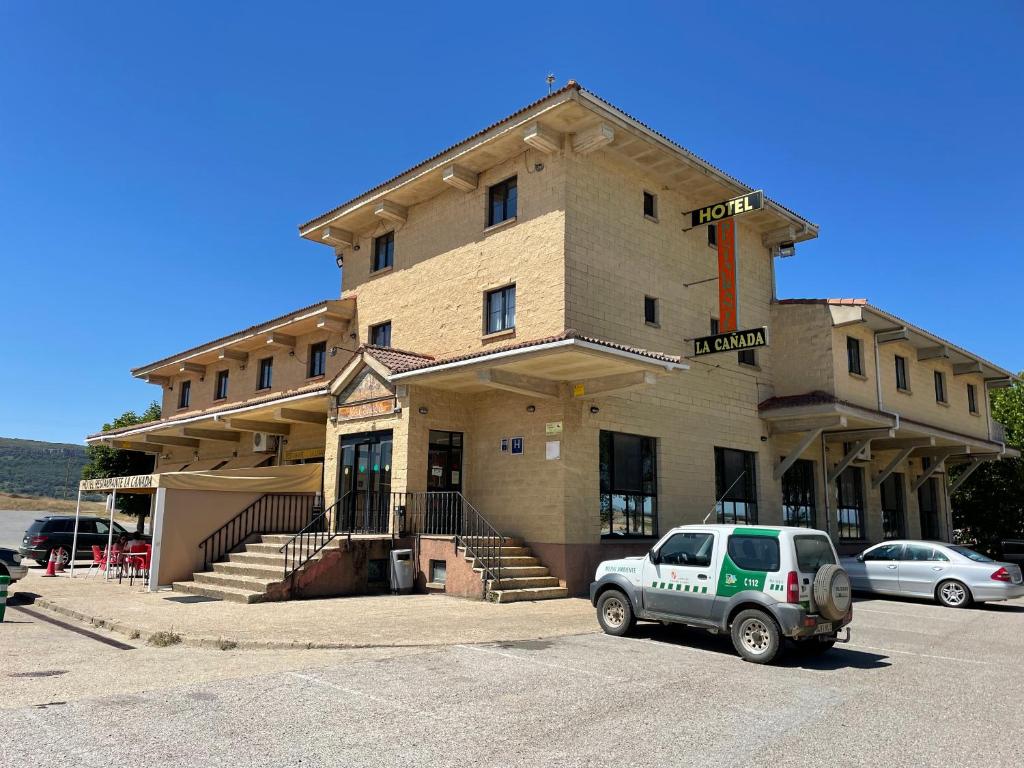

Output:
xmin=390 ymin=549 xmax=414 ymax=595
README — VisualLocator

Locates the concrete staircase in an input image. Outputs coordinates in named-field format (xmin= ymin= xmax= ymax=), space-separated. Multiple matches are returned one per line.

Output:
xmin=171 ymin=534 xmax=307 ymax=604
xmin=462 ymin=537 xmax=569 ymax=603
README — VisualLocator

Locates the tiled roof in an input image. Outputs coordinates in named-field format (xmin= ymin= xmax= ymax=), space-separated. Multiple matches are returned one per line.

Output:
xmin=88 ymin=381 xmax=331 ymax=439
xmin=774 ymin=298 xmax=867 ymax=306
xmin=299 ymin=81 xmax=816 ymax=233
xmin=373 ymin=330 xmax=682 ymax=376
xmin=363 ymin=345 xmax=435 ymax=374
xmin=131 ymin=298 xmax=347 ymax=376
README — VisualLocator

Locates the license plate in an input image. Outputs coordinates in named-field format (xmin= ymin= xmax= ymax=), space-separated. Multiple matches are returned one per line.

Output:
xmin=814 ymin=622 xmax=833 ymax=635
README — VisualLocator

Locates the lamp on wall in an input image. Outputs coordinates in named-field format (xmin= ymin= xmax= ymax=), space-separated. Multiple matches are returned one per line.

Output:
xmin=526 ymin=405 xmax=536 ymax=413
xmin=589 ymin=405 xmax=600 ymax=414
xmin=418 ymin=406 xmax=429 ymax=415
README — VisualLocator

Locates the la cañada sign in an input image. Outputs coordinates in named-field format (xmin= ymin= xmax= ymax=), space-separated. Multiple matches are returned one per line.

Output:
xmin=693 ymin=326 xmax=769 ymax=357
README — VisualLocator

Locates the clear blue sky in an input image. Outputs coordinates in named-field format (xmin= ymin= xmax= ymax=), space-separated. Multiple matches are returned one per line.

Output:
xmin=1 ymin=2 xmax=1021 ymax=444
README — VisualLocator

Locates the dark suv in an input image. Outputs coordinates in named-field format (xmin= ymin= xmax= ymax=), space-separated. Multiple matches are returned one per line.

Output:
xmin=20 ymin=516 xmax=132 ymax=566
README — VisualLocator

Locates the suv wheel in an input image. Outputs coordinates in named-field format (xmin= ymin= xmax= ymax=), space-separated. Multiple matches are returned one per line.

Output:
xmin=596 ymin=590 xmax=635 ymax=636
xmin=731 ymin=609 xmax=782 ymax=664
xmin=936 ymin=579 xmax=972 ymax=609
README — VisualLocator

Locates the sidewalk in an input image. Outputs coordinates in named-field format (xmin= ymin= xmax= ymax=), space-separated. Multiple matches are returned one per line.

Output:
xmin=10 ymin=571 xmax=598 ymax=650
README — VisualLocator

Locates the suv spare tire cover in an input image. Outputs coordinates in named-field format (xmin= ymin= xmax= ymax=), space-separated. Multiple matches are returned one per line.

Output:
xmin=813 ymin=564 xmax=852 ymax=621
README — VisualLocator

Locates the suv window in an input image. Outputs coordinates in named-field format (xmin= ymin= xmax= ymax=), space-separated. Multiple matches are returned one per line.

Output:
xmin=77 ymin=520 xmax=97 ymax=534
xmin=95 ymin=520 xmax=111 ymax=535
xmin=728 ymin=535 xmax=780 ymax=572
xmin=794 ymin=535 xmax=837 ymax=572
xmin=863 ymin=543 xmax=903 ymax=561
xmin=902 ymin=544 xmax=947 ymax=562
xmin=658 ymin=532 xmax=714 ymax=567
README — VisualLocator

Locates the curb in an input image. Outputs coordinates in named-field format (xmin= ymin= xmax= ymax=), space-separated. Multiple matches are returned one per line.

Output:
xmin=27 ymin=598 xmax=596 ymax=651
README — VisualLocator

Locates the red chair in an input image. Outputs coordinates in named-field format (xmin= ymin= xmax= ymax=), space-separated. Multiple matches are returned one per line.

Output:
xmin=86 ymin=545 xmax=106 ymax=578
xmin=125 ymin=543 xmax=150 ymax=586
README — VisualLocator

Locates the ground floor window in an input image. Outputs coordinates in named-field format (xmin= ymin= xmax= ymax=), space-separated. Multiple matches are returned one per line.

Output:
xmin=836 ymin=466 xmax=866 ymax=540
xmin=599 ymin=430 xmax=657 ymax=537
xmin=919 ymin=474 xmax=941 ymax=539
xmin=880 ymin=473 xmax=906 ymax=539
xmin=715 ymin=447 xmax=758 ymax=524
xmin=781 ymin=458 xmax=816 ymax=528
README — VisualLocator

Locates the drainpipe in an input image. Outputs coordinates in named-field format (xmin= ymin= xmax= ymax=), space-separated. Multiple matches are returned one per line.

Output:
xmin=873 ymin=331 xmax=901 ymax=430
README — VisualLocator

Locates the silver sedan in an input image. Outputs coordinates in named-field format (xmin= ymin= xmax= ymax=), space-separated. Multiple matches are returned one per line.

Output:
xmin=841 ymin=540 xmax=1024 ymax=608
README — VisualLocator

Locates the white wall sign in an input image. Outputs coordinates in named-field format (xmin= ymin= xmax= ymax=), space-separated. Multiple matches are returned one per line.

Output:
xmin=545 ymin=441 xmax=560 ymax=460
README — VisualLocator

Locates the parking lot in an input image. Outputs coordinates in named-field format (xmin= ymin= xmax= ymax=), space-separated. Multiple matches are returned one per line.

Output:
xmin=2 ymin=590 xmax=1022 ymax=768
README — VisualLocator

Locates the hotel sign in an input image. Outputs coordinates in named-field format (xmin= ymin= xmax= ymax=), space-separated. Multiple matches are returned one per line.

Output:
xmin=693 ymin=327 xmax=769 ymax=357
xmin=79 ymin=474 xmax=157 ymax=492
xmin=689 ymin=190 xmax=763 ymax=228
xmin=336 ymin=397 xmax=396 ymax=421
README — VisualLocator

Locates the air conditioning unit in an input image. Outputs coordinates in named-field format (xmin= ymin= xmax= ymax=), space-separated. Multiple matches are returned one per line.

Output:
xmin=852 ymin=446 xmax=872 ymax=464
xmin=252 ymin=432 xmax=280 ymax=453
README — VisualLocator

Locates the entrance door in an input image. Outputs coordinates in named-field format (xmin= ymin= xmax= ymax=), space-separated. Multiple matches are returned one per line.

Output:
xmin=426 ymin=430 xmax=463 ymax=533
xmin=338 ymin=431 xmax=392 ymax=533
xmin=918 ymin=477 xmax=941 ymax=540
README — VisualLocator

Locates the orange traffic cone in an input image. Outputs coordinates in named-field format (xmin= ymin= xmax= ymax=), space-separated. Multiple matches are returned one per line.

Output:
xmin=42 ymin=550 xmax=57 ymax=577
xmin=54 ymin=548 xmax=66 ymax=574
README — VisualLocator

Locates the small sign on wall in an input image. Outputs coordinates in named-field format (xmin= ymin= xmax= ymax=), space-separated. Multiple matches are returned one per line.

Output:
xmin=500 ymin=438 xmax=509 ymax=453
xmin=510 ymin=437 xmax=524 ymax=455
xmin=545 ymin=421 xmax=563 ymax=435
xmin=546 ymin=440 xmax=560 ymax=460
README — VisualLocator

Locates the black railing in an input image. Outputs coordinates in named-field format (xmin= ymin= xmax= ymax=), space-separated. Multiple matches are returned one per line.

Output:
xmin=198 ymin=492 xmax=318 ymax=571
xmin=278 ymin=491 xmax=504 ymax=597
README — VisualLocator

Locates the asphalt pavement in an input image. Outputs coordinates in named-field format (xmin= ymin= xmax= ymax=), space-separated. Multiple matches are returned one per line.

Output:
xmin=0 ymin=509 xmax=42 ymax=549
xmin=2 ymin=592 xmax=1022 ymax=767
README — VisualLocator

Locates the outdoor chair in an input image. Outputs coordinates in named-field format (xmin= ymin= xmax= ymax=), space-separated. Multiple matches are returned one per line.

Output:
xmin=86 ymin=545 xmax=106 ymax=578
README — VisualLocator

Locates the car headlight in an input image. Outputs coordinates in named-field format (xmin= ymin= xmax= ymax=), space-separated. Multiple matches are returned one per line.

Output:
xmin=12 ymin=553 xmax=21 ymax=563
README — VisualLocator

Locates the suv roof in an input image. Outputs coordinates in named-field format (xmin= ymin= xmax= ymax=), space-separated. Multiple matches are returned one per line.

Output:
xmin=666 ymin=524 xmax=829 ymax=534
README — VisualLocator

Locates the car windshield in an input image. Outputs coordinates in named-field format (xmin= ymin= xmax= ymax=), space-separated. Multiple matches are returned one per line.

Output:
xmin=948 ymin=545 xmax=994 ymax=563
xmin=794 ymin=536 xmax=837 ymax=571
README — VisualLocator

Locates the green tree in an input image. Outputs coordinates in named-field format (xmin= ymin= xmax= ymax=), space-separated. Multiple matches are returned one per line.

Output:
xmin=951 ymin=376 xmax=1024 ymax=550
xmin=81 ymin=401 xmax=162 ymax=532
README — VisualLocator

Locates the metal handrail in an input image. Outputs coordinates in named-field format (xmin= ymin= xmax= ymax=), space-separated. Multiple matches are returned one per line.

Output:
xmin=277 ymin=490 xmax=505 ymax=597
xmin=197 ymin=492 xmax=318 ymax=571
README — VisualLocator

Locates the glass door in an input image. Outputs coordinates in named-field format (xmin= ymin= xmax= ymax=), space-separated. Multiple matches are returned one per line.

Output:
xmin=426 ymin=430 xmax=463 ymax=533
xmin=337 ymin=430 xmax=392 ymax=533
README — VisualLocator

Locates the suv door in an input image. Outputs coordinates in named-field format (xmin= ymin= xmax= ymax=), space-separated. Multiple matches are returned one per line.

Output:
xmin=898 ymin=543 xmax=950 ymax=596
xmin=860 ymin=543 xmax=904 ymax=593
xmin=642 ymin=531 xmax=718 ymax=620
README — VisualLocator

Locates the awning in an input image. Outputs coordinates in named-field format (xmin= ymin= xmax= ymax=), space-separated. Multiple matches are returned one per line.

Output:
xmin=218 ymin=454 xmax=274 ymax=470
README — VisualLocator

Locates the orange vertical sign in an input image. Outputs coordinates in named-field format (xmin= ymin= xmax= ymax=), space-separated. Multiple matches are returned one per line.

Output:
xmin=717 ymin=219 xmax=737 ymax=332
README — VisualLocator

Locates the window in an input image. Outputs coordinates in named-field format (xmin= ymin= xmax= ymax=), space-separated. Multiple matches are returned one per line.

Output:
xmin=782 ymin=459 xmax=816 ymax=528
xmin=308 ymin=341 xmax=327 ymax=378
xmin=178 ymin=380 xmax=191 ymax=409
xmin=707 ymin=225 xmax=717 ymax=247
xmin=794 ymin=536 xmax=837 ymax=571
xmin=728 ymin=535 xmax=780 ymax=572
xmin=738 ymin=349 xmax=757 ymax=366
xmin=214 ymin=370 xmax=229 ymax=400
xmin=643 ymin=191 xmax=657 ymax=219
xmin=880 ymin=473 xmax=905 ymax=539
xmin=836 ymin=466 xmax=865 ymax=540
xmin=658 ymin=532 xmax=713 ymax=567
xmin=487 ymin=176 xmax=517 ymax=226
xmin=644 ymin=296 xmax=658 ymax=325
xmin=863 ymin=543 xmax=903 ymax=561
xmin=485 ymin=285 xmax=516 ymax=334
xmin=257 ymin=357 xmax=273 ymax=390
xmin=429 ymin=559 xmax=447 ymax=584
xmin=370 ymin=321 xmax=392 ymax=347
xmin=710 ymin=317 xmax=720 ymax=335
xmin=895 ymin=355 xmax=909 ymax=391
xmin=847 ymin=336 xmax=863 ymax=375
xmin=715 ymin=447 xmax=758 ymax=524
xmin=599 ymin=430 xmax=657 ymax=537
xmin=948 ymin=545 xmax=993 ymax=562
xmin=967 ymin=383 xmax=978 ymax=414
xmin=372 ymin=231 xmax=394 ymax=272
xmin=934 ymin=370 xmax=947 ymax=403
xmin=902 ymin=543 xmax=948 ymax=562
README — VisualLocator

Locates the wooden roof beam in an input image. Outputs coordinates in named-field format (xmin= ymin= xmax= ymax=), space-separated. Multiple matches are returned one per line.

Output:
xmin=275 ymin=408 xmax=326 ymax=425
xmin=265 ymin=332 xmax=295 ymax=350
xmin=182 ymin=428 xmax=241 ymax=443
xmin=523 ymin=122 xmax=562 ymax=154
xmin=226 ymin=419 xmax=291 ymax=435
xmin=442 ymin=164 xmax=478 ymax=192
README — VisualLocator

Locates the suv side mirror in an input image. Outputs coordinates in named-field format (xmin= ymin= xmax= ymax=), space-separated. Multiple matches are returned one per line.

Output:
xmin=856 ymin=554 xmax=865 ymax=562
xmin=648 ymin=548 xmax=659 ymax=565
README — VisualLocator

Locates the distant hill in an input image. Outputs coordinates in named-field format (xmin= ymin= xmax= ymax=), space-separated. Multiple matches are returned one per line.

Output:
xmin=0 ymin=436 xmax=90 ymax=500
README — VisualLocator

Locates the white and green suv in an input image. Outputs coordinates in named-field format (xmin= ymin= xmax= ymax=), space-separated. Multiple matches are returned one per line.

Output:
xmin=590 ymin=525 xmax=853 ymax=663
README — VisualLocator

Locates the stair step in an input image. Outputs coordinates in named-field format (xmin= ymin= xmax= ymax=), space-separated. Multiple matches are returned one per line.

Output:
xmin=259 ymin=533 xmax=316 ymax=545
xmin=243 ymin=542 xmax=289 ymax=555
xmin=460 ymin=546 xmax=531 ymax=557
xmin=475 ymin=565 xmax=550 ymax=578
xmin=229 ymin=551 xmax=287 ymax=567
xmin=490 ymin=586 xmax=570 ymax=603
xmin=461 ymin=536 xmax=522 ymax=548
xmin=468 ymin=556 xmax=540 ymax=568
xmin=171 ymin=581 xmax=266 ymax=604
xmin=213 ymin=561 xmax=285 ymax=579
xmin=193 ymin=571 xmax=277 ymax=591
xmin=487 ymin=576 xmax=561 ymax=590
